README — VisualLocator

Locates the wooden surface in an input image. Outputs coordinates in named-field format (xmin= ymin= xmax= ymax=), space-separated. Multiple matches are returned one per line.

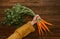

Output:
xmin=0 ymin=0 xmax=60 ymax=39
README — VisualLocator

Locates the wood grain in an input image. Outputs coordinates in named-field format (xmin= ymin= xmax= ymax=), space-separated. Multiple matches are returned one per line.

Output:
xmin=0 ymin=0 xmax=60 ymax=39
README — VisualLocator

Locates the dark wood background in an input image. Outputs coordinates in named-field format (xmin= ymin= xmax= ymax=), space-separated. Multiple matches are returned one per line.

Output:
xmin=0 ymin=0 xmax=60 ymax=39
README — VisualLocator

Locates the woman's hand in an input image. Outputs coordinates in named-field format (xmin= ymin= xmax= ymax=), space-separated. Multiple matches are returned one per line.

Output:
xmin=31 ymin=15 xmax=40 ymax=25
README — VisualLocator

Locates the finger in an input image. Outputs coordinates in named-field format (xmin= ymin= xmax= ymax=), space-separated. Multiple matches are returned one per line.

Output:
xmin=32 ymin=15 xmax=40 ymax=23
xmin=33 ymin=16 xmax=37 ymax=21
xmin=36 ymin=15 xmax=41 ymax=20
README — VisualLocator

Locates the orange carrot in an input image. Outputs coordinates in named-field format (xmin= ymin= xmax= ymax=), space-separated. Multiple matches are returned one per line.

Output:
xmin=37 ymin=21 xmax=44 ymax=35
xmin=37 ymin=22 xmax=41 ymax=35
xmin=40 ymin=22 xmax=46 ymax=33
xmin=39 ymin=22 xmax=43 ymax=35
xmin=41 ymin=22 xmax=50 ymax=32
xmin=37 ymin=25 xmax=41 ymax=35
xmin=41 ymin=19 xmax=52 ymax=25
xmin=36 ymin=17 xmax=52 ymax=35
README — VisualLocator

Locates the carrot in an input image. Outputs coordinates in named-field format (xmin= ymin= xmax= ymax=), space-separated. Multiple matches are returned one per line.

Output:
xmin=37 ymin=25 xmax=41 ymax=35
xmin=37 ymin=22 xmax=41 ymax=35
xmin=36 ymin=17 xmax=52 ymax=35
xmin=37 ymin=21 xmax=44 ymax=35
xmin=37 ymin=22 xmax=42 ymax=34
xmin=39 ymin=22 xmax=43 ymax=35
xmin=40 ymin=22 xmax=46 ymax=33
xmin=41 ymin=19 xmax=52 ymax=25
xmin=41 ymin=22 xmax=50 ymax=32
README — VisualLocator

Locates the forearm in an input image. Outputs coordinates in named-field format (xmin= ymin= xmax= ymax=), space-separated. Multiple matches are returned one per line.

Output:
xmin=7 ymin=21 xmax=35 ymax=39
xmin=7 ymin=31 xmax=22 ymax=39
xmin=15 ymin=21 xmax=35 ymax=37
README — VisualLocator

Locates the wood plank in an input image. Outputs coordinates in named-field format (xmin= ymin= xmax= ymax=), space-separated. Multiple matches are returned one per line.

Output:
xmin=0 ymin=6 xmax=60 ymax=15
xmin=40 ymin=0 xmax=60 ymax=6
xmin=0 ymin=0 xmax=40 ymax=3
xmin=0 ymin=0 xmax=60 ymax=39
xmin=0 ymin=0 xmax=60 ymax=7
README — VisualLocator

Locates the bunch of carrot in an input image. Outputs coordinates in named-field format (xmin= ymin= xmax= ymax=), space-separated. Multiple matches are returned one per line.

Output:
xmin=36 ymin=17 xmax=52 ymax=35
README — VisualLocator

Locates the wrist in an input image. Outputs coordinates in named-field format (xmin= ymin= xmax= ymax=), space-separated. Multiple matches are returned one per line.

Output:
xmin=31 ymin=21 xmax=34 ymax=25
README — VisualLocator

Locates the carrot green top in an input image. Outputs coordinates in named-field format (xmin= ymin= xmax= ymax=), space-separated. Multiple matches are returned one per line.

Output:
xmin=0 ymin=3 xmax=35 ymax=27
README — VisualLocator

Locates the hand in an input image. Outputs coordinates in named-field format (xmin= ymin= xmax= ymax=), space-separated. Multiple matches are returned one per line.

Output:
xmin=31 ymin=15 xmax=40 ymax=25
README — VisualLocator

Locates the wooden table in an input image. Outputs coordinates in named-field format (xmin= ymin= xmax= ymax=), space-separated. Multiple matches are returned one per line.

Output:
xmin=0 ymin=0 xmax=60 ymax=39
